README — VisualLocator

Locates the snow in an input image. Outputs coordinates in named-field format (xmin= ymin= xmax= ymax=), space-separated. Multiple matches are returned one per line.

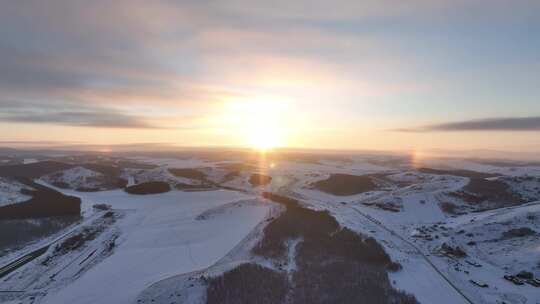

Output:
xmin=40 ymin=189 xmax=270 ymax=304
xmin=130 ymin=157 xmax=209 ymax=168
xmin=122 ymin=167 xmax=201 ymax=186
xmin=41 ymin=166 xmax=104 ymax=190
xmin=390 ymin=256 xmax=468 ymax=304
xmin=417 ymin=158 xmax=540 ymax=177
xmin=5 ymin=155 xmax=540 ymax=304
xmin=270 ymin=157 xmax=540 ymax=304
xmin=0 ymin=177 xmax=31 ymax=207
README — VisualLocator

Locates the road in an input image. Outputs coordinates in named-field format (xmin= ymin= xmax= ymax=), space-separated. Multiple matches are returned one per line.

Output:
xmin=0 ymin=210 xmax=104 ymax=283
xmin=0 ymin=246 xmax=50 ymax=279
xmin=347 ymin=205 xmax=476 ymax=304
xmin=0 ymin=228 xmax=78 ymax=281
xmin=276 ymin=187 xmax=477 ymax=304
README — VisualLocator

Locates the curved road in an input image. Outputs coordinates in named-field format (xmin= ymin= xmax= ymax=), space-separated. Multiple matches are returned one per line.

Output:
xmin=347 ymin=205 xmax=476 ymax=304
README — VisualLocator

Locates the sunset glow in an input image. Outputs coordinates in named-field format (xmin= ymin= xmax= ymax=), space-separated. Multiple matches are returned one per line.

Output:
xmin=0 ymin=1 xmax=539 ymax=155
xmin=219 ymin=98 xmax=288 ymax=149
xmin=3 ymin=2 xmax=540 ymax=303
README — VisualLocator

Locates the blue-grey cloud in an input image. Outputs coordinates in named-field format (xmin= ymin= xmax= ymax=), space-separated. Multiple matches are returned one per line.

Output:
xmin=0 ymin=100 xmax=160 ymax=129
xmin=394 ymin=116 xmax=540 ymax=132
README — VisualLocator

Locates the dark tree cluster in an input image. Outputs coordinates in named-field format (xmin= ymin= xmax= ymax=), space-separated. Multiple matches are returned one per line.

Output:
xmin=209 ymin=192 xmax=418 ymax=304
xmin=207 ymin=263 xmax=289 ymax=304
xmin=292 ymin=228 xmax=411 ymax=304
xmin=0 ymin=180 xmax=81 ymax=220
xmin=253 ymin=193 xmax=339 ymax=259
xmin=0 ymin=216 xmax=79 ymax=252
xmin=124 ymin=181 xmax=171 ymax=195
xmin=249 ymin=174 xmax=273 ymax=186
xmin=0 ymin=161 xmax=74 ymax=179
xmin=462 ymin=178 xmax=522 ymax=205
xmin=168 ymin=168 xmax=207 ymax=181
xmin=312 ymin=174 xmax=377 ymax=196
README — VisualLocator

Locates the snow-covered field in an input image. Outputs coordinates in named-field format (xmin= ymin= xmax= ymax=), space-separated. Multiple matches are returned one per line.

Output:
xmin=235 ymin=156 xmax=540 ymax=304
xmin=3 ymin=154 xmax=540 ymax=304
xmin=0 ymin=177 xmax=32 ymax=207
xmin=2 ymin=177 xmax=271 ymax=304
xmin=40 ymin=190 xmax=269 ymax=304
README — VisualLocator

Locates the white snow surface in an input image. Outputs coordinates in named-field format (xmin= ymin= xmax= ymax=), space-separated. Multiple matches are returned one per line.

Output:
xmin=6 ymin=155 xmax=540 ymax=304
xmin=40 ymin=188 xmax=269 ymax=304
xmin=41 ymin=166 xmax=104 ymax=190
xmin=122 ymin=167 xmax=201 ymax=186
xmin=0 ymin=177 xmax=31 ymax=206
xmin=130 ymin=157 xmax=209 ymax=168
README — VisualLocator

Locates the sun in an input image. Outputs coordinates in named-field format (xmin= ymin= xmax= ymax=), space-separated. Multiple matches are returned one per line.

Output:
xmin=223 ymin=97 xmax=287 ymax=151
xmin=244 ymin=100 xmax=284 ymax=150
xmin=248 ymin=124 xmax=281 ymax=150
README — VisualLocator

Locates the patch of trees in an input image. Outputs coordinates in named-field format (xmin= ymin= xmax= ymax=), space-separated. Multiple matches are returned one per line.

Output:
xmin=449 ymin=178 xmax=523 ymax=210
xmin=168 ymin=168 xmax=207 ymax=181
xmin=253 ymin=194 xmax=339 ymax=259
xmin=81 ymin=163 xmax=128 ymax=190
xmin=206 ymin=263 xmax=289 ymax=304
xmin=81 ymin=163 xmax=122 ymax=178
xmin=312 ymin=174 xmax=377 ymax=196
xmin=0 ymin=216 xmax=79 ymax=253
xmin=209 ymin=192 xmax=418 ymax=304
xmin=289 ymin=223 xmax=411 ymax=303
xmin=0 ymin=180 xmax=81 ymax=220
xmin=261 ymin=192 xmax=300 ymax=209
xmin=463 ymin=178 xmax=522 ymax=204
xmin=249 ymin=174 xmax=272 ymax=186
xmin=125 ymin=181 xmax=171 ymax=195
xmin=175 ymin=183 xmax=216 ymax=191
xmin=47 ymin=163 xmax=128 ymax=191
xmin=169 ymin=168 xmax=219 ymax=191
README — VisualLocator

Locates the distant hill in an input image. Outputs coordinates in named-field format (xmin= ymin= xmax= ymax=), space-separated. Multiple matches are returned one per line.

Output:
xmin=0 ymin=161 xmax=75 ymax=179
xmin=417 ymin=167 xmax=498 ymax=179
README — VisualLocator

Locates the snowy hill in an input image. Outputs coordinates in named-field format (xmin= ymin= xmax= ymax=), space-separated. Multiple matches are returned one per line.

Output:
xmin=0 ymin=177 xmax=32 ymax=207
xmin=41 ymin=165 xmax=128 ymax=192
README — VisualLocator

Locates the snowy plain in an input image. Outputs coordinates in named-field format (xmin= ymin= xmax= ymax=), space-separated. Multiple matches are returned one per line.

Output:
xmin=3 ymin=155 xmax=540 ymax=304
xmin=39 ymin=188 xmax=269 ymax=304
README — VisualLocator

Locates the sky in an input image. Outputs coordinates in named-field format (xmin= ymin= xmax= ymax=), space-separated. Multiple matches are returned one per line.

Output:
xmin=1 ymin=0 xmax=539 ymax=153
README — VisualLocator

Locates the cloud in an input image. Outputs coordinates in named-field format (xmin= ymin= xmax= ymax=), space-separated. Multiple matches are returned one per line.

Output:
xmin=0 ymin=0 xmax=454 ymax=105
xmin=0 ymin=111 xmax=158 ymax=129
xmin=394 ymin=116 xmax=540 ymax=132
xmin=0 ymin=100 xmax=161 ymax=129
xmin=0 ymin=0 xmax=538 ymax=139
